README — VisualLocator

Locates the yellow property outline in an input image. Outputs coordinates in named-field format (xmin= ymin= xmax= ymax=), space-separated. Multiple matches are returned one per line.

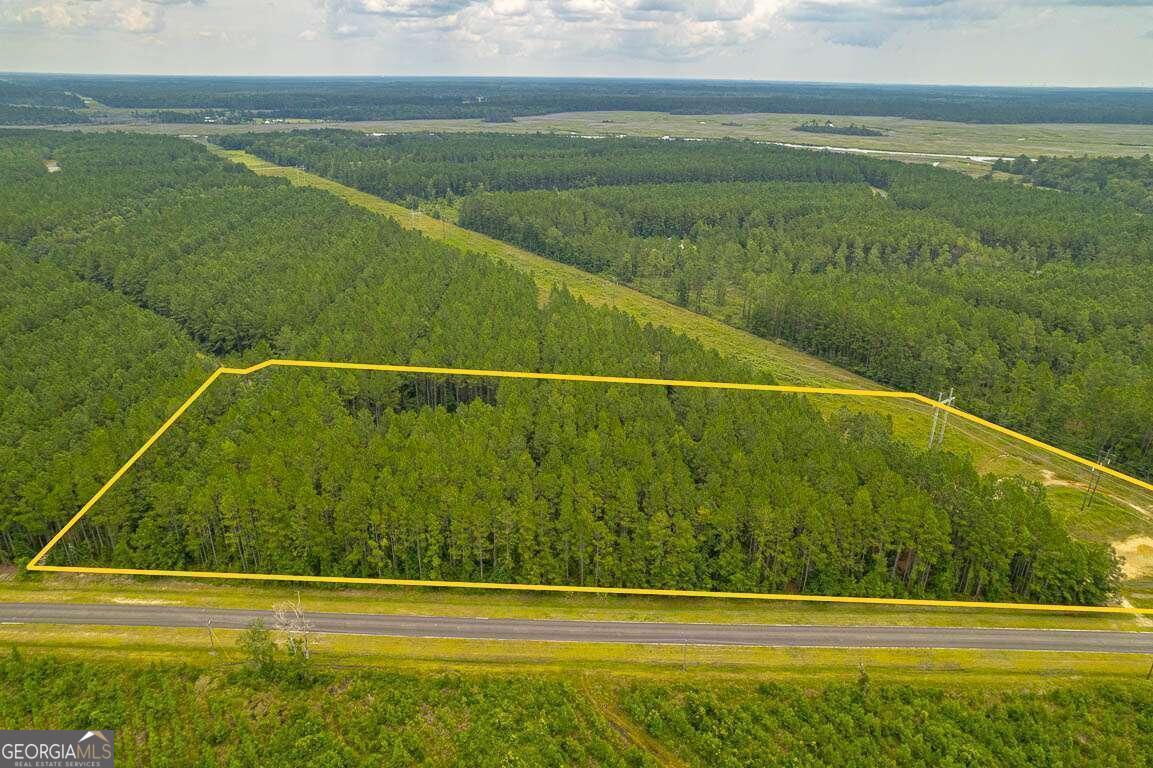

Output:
xmin=27 ymin=358 xmax=1153 ymax=616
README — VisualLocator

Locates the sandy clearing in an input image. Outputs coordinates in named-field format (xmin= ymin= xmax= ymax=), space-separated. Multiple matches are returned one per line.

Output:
xmin=1114 ymin=536 xmax=1153 ymax=580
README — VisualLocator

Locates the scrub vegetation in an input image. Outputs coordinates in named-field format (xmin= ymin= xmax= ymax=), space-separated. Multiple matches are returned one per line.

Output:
xmin=2 ymin=650 xmax=1151 ymax=767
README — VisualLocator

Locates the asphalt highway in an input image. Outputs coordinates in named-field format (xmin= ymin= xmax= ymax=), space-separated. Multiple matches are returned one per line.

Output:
xmin=1 ymin=602 xmax=1151 ymax=653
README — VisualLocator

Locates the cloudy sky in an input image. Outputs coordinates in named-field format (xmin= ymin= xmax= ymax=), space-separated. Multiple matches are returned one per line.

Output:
xmin=1 ymin=0 xmax=1151 ymax=86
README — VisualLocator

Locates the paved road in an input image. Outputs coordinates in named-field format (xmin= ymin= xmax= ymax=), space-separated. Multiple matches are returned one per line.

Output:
xmin=2 ymin=602 xmax=1151 ymax=653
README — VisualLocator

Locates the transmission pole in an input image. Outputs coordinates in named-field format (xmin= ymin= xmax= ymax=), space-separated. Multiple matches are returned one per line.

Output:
xmin=1080 ymin=446 xmax=1114 ymax=514
xmin=928 ymin=387 xmax=955 ymax=450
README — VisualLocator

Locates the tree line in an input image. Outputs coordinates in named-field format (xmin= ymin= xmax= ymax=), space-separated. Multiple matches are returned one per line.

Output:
xmin=0 ymin=82 xmax=88 ymax=125
xmin=994 ymin=153 xmax=1153 ymax=213
xmin=794 ymin=120 xmax=884 ymax=137
xmin=216 ymin=131 xmax=894 ymax=202
xmin=13 ymin=75 xmax=1153 ymax=123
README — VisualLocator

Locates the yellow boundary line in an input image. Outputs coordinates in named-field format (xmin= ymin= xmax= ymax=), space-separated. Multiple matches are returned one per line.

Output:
xmin=27 ymin=358 xmax=1153 ymax=616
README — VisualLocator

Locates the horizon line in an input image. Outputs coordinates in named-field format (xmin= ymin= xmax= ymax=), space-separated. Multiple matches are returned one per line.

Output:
xmin=5 ymin=71 xmax=1152 ymax=91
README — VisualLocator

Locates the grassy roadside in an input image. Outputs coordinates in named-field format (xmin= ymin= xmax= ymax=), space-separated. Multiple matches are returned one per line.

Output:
xmin=3 ymin=572 xmax=1150 ymax=633
xmin=213 ymin=147 xmax=1153 ymax=560
xmin=2 ymin=622 xmax=1149 ymax=689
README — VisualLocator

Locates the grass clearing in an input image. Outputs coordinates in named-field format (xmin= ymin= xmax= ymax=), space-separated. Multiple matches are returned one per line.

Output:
xmin=57 ymin=110 xmax=1153 ymax=166
xmin=213 ymin=147 xmax=1153 ymax=566
xmin=392 ymin=110 xmax=1153 ymax=160
xmin=4 ymin=572 xmax=1151 ymax=633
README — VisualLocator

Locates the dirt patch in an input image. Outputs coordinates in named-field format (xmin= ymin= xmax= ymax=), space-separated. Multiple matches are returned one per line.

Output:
xmin=44 ymin=159 xmax=61 ymax=173
xmin=111 ymin=597 xmax=178 ymax=606
xmin=1041 ymin=469 xmax=1153 ymax=520
xmin=1119 ymin=598 xmax=1153 ymax=628
xmin=1113 ymin=536 xmax=1153 ymax=580
xmin=580 ymin=675 xmax=687 ymax=768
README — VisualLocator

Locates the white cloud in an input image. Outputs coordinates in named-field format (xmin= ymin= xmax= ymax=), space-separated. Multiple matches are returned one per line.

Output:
xmin=318 ymin=0 xmax=787 ymax=61
xmin=0 ymin=0 xmax=202 ymax=35
xmin=783 ymin=1 xmax=1002 ymax=48
xmin=783 ymin=0 xmax=1153 ymax=48
xmin=1 ymin=0 xmax=1150 ymax=81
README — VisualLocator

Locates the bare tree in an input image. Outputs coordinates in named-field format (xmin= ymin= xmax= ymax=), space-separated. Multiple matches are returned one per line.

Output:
xmin=272 ymin=593 xmax=315 ymax=660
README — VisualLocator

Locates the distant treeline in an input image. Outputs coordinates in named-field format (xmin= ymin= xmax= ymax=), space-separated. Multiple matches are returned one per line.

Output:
xmin=0 ymin=105 xmax=88 ymax=125
xmin=0 ymin=81 xmax=85 ymax=109
xmin=141 ymin=109 xmax=252 ymax=124
xmin=795 ymin=120 xmax=884 ymax=137
xmin=0 ymin=81 xmax=89 ymax=125
xmin=995 ymin=154 xmax=1153 ymax=213
xmin=0 ymin=131 xmax=1115 ymax=606
xmin=8 ymin=75 xmax=1153 ymax=124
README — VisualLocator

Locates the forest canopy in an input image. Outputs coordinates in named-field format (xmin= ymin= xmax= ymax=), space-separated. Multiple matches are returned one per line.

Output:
xmin=994 ymin=154 xmax=1153 ymax=213
xmin=0 ymin=130 xmax=1119 ymax=606
xmin=0 ymin=81 xmax=89 ymax=125
xmin=222 ymin=131 xmax=1153 ymax=482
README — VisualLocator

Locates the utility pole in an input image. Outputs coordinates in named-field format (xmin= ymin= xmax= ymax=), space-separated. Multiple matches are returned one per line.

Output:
xmin=927 ymin=387 xmax=955 ymax=450
xmin=205 ymin=612 xmax=218 ymax=655
xmin=1080 ymin=446 xmax=1114 ymax=514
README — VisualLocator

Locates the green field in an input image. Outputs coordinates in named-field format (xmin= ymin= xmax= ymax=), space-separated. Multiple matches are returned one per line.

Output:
xmin=361 ymin=111 xmax=1153 ymax=159
xmin=214 ymin=147 xmax=1153 ymax=582
xmin=51 ymin=110 xmax=1153 ymax=160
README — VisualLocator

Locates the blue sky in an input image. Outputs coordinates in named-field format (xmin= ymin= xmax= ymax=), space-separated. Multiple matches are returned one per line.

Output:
xmin=1 ymin=0 xmax=1151 ymax=86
